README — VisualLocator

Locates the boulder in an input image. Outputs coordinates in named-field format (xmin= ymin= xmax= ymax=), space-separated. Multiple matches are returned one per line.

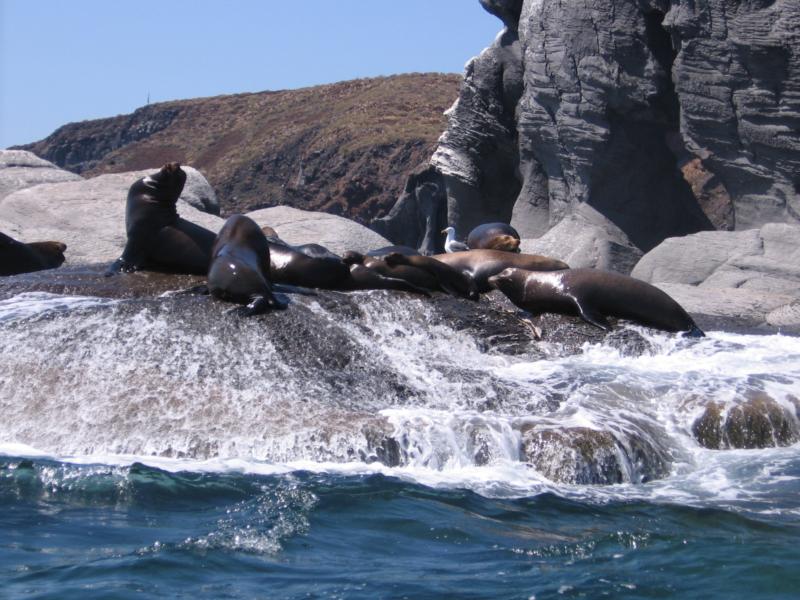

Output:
xmin=0 ymin=169 xmax=224 ymax=265
xmin=691 ymin=393 xmax=800 ymax=450
xmin=247 ymin=206 xmax=391 ymax=255
xmin=174 ymin=166 xmax=220 ymax=215
xmin=519 ymin=425 xmax=670 ymax=484
xmin=0 ymin=150 xmax=83 ymax=201
xmin=633 ymin=224 xmax=800 ymax=332
xmin=631 ymin=229 xmax=763 ymax=285
xmin=519 ymin=205 xmax=642 ymax=274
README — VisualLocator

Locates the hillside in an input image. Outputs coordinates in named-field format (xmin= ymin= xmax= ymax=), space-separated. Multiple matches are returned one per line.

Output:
xmin=17 ymin=73 xmax=460 ymax=222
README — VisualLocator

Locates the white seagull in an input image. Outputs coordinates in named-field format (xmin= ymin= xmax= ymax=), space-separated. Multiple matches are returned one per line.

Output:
xmin=441 ymin=227 xmax=469 ymax=253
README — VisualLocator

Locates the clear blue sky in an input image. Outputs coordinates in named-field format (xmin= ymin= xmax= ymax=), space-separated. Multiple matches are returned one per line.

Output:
xmin=0 ymin=0 xmax=501 ymax=149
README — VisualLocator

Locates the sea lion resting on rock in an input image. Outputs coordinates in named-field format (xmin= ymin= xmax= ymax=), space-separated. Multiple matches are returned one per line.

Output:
xmin=467 ymin=222 xmax=521 ymax=252
xmin=432 ymin=249 xmax=569 ymax=293
xmin=107 ymin=162 xmax=216 ymax=275
xmin=380 ymin=253 xmax=479 ymax=300
xmin=208 ymin=214 xmax=287 ymax=314
xmin=0 ymin=231 xmax=66 ymax=276
xmin=488 ymin=267 xmax=704 ymax=337
xmin=343 ymin=251 xmax=439 ymax=291
xmin=264 ymin=233 xmax=429 ymax=296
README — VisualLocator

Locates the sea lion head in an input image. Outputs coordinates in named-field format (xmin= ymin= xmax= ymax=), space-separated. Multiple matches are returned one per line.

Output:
xmin=487 ymin=267 xmax=518 ymax=292
xmin=341 ymin=251 xmax=366 ymax=265
xmin=485 ymin=234 xmax=521 ymax=253
xmin=27 ymin=240 xmax=67 ymax=269
xmin=147 ymin=162 xmax=187 ymax=201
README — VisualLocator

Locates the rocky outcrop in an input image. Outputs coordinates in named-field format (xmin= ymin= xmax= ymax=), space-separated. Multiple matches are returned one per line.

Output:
xmin=519 ymin=204 xmax=642 ymax=274
xmin=0 ymin=150 xmax=83 ymax=201
xmin=0 ymin=168 xmax=391 ymax=266
xmin=16 ymin=74 xmax=460 ymax=224
xmin=246 ymin=206 xmax=390 ymax=255
xmin=0 ymin=170 xmax=224 ymax=265
xmin=519 ymin=425 xmax=670 ymax=484
xmin=632 ymin=224 xmax=800 ymax=333
xmin=378 ymin=0 xmax=800 ymax=259
xmin=691 ymin=392 xmax=800 ymax=450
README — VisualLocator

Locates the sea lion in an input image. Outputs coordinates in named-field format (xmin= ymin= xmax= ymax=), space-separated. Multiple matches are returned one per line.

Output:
xmin=208 ymin=214 xmax=287 ymax=314
xmin=382 ymin=253 xmax=479 ymax=300
xmin=488 ymin=267 xmax=705 ymax=336
xmin=268 ymin=238 xmax=351 ymax=289
xmin=266 ymin=237 xmax=428 ymax=295
xmin=432 ymin=249 xmax=569 ymax=293
xmin=0 ymin=231 xmax=66 ymax=276
xmin=343 ymin=251 xmax=441 ymax=292
xmin=482 ymin=234 xmax=520 ymax=253
xmin=467 ymin=222 xmax=521 ymax=252
xmin=107 ymin=162 xmax=216 ymax=275
xmin=343 ymin=262 xmax=431 ymax=296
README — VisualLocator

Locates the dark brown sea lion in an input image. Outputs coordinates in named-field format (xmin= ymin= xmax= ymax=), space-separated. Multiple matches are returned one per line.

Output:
xmin=467 ymin=222 xmax=521 ymax=252
xmin=343 ymin=251 xmax=441 ymax=292
xmin=268 ymin=238 xmax=351 ymax=289
xmin=0 ymin=231 xmax=66 ymax=276
xmin=107 ymin=163 xmax=216 ymax=275
xmin=488 ymin=267 xmax=704 ymax=336
xmin=265 ymin=237 xmax=428 ymax=296
xmin=382 ymin=253 xmax=479 ymax=300
xmin=343 ymin=263 xmax=431 ymax=296
xmin=208 ymin=214 xmax=287 ymax=314
xmin=432 ymin=249 xmax=569 ymax=293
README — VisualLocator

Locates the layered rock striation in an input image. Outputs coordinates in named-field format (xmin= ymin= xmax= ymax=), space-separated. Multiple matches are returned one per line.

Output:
xmin=378 ymin=0 xmax=799 ymax=262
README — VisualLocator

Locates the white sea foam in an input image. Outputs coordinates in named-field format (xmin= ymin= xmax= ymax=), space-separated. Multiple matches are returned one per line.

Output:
xmin=1 ymin=291 xmax=799 ymax=515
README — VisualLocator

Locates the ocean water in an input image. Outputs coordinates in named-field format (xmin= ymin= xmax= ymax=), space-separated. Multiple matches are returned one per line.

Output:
xmin=1 ymin=291 xmax=799 ymax=599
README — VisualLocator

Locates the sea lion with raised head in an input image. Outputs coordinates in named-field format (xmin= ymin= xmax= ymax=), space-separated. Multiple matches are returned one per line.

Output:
xmin=382 ymin=253 xmax=479 ymax=300
xmin=208 ymin=214 xmax=287 ymax=314
xmin=0 ymin=231 xmax=66 ymax=276
xmin=467 ymin=222 xmax=521 ymax=252
xmin=488 ymin=267 xmax=705 ymax=336
xmin=432 ymin=249 xmax=569 ymax=293
xmin=107 ymin=162 xmax=216 ymax=275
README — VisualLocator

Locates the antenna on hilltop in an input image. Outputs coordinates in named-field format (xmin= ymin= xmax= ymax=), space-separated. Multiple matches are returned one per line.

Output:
xmin=146 ymin=92 xmax=150 ymax=106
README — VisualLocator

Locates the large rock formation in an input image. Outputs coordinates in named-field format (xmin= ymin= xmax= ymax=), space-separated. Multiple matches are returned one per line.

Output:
xmin=15 ymin=74 xmax=459 ymax=224
xmin=377 ymin=0 xmax=799 ymax=260
xmin=632 ymin=223 xmax=800 ymax=333
xmin=0 ymin=165 xmax=386 ymax=265
xmin=0 ymin=150 xmax=83 ymax=201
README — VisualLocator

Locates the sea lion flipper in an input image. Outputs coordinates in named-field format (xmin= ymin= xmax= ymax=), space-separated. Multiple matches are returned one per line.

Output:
xmin=105 ymin=257 xmax=139 ymax=276
xmin=684 ymin=323 xmax=705 ymax=338
xmin=576 ymin=302 xmax=611 ymax=331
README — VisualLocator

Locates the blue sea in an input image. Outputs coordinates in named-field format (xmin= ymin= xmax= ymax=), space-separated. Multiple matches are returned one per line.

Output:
xmin=1 ymin=291 xmax=799 ymax=599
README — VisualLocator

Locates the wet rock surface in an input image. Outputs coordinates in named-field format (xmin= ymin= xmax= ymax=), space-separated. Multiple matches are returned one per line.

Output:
xmin=692 ymin=393 xmax=800 ymax=450
xmin=519 ymin=426 xmax=671 ymax=485
xmin=2 ymin=266 xmax=794 ymax=483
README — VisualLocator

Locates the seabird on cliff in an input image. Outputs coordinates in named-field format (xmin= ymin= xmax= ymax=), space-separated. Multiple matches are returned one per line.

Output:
xmin=441 ymin=227 xmax=469 ymax=253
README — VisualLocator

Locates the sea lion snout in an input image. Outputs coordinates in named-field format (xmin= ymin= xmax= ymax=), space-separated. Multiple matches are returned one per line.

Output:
xmin=487 ymin=267 xmax=515 ymax=289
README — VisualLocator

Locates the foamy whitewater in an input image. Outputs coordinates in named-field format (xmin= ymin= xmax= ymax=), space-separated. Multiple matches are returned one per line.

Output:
xmin=2 ymin=291 xmax=799 ymax=598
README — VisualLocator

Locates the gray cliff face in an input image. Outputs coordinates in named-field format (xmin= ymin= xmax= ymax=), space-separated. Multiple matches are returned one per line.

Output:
xmin=381 ymin=0 xmax=799 ymax=258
